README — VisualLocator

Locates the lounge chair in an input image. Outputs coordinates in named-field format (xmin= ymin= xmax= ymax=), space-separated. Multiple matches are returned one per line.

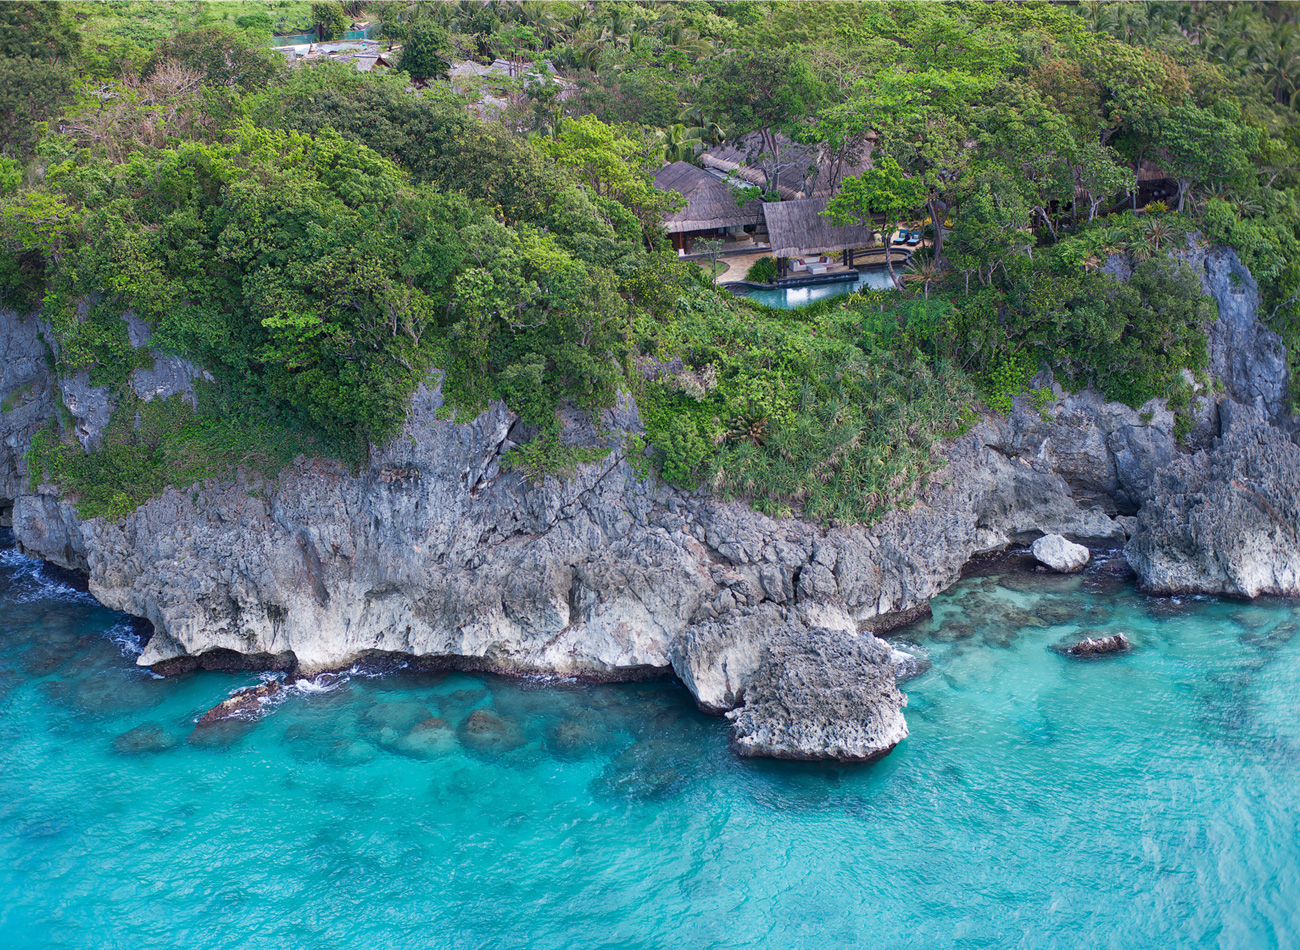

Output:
xmin=892 ymin=230 xmax=908 ymax=245
xmin=906 ymin=229 xmax=921 ymax=246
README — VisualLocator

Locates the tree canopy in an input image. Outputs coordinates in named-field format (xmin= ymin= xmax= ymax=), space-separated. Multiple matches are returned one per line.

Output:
xmin=1 ymin=0 xmax=1298 ymax=525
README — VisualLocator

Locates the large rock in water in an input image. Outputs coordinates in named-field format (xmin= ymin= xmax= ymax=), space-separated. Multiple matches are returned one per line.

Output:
xmin=1127 ymin=401 xmax=1300 ymax=597
xmin=1032 ymin=534 xmax=1090 ymax=573
xmin=714 ymin=605 xmax=907 ymax=761
xmin=674 ymin=603 xmax=909 ymax=761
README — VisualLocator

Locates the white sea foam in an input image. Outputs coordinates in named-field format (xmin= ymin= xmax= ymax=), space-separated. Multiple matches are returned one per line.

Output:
xmin=287 ymin=673 xmax=348 ymax=695
xmin=0 ymin=546 xmax=97 ymax=606
xmin=103 ymin=618 xmax=145 ymax=658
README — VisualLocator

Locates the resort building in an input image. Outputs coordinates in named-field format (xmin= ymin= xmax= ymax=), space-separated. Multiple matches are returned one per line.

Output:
xmin=761 ymin=197 xmax=879 ymax=278
xmin=652 ymin=161 xmax=766 ymax=254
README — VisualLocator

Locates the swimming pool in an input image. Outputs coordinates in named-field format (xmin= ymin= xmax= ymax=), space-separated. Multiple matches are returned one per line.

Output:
xmin=732 ymin=268 xmax=897 ymax=309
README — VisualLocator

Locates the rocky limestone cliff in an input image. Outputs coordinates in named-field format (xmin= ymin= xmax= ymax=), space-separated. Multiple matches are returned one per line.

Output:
xmin=1126 ymin=400 xmax=1300 ymax=597
xmin=0 ymin=243 xmax=1295 ymax=762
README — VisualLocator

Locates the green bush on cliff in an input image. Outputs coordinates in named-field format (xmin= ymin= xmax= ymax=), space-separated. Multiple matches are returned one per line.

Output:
xmin=633 ymin=288 xmax=979 ymax=523
xmin=5 ymin=1 xmax=1300 ymax=527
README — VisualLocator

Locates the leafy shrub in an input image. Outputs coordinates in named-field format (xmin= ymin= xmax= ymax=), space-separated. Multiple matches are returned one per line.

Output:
xmin=745 ymin=256 xmax=778 ymax=283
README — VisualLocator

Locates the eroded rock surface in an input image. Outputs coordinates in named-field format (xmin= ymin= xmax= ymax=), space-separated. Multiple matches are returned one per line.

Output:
xmin=1126 ymin=402 xmax=1300 ymax=597
xmin=725 ymin=605 xmax=908 ymax=762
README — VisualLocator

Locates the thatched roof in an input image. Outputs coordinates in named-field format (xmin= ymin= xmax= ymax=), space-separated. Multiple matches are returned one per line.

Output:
xmin=701 ymin=131 xmax=873 ymax=200
xmin=1136 ymin=160 xmax=1174 ymax=183
xmin=653 ymin=161 xmax=764 ymax=233
xmin=762 ymin=198 xmax=878 ymax=259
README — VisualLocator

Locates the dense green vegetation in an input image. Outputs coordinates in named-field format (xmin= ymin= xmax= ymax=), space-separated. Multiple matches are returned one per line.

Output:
xmin=2 ymin=1 xmax=1298 ymax=525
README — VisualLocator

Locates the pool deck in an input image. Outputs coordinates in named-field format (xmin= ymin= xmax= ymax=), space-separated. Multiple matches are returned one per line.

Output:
xmin=710 ymin=243 xmax=924 ymax=285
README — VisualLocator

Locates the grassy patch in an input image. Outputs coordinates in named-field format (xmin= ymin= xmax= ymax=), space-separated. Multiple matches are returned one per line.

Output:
xmin=1 ymin=384 xmax=33 ymax=414
xmin=28 ymin=392 xmax=331 ymax=520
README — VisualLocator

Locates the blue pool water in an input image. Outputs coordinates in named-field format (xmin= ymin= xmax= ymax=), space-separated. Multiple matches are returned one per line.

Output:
xmin=2 ymin=531 xmax=1299 ymax=949
xmin=735 ymin=266 xmax=897 ymax=309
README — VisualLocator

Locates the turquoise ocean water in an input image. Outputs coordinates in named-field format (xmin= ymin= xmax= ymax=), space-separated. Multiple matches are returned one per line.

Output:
xmin=2 ymin=528 xmax=1299 ymax=949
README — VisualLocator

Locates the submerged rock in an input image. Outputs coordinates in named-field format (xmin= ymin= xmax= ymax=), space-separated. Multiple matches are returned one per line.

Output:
xmin=546 ymin=713 xmax=618 ymax=757
xmin=458 ymin=708 xmax=524 ymax=754
xmin=187 ymin=717 xmax=256 ymax=749
xmin=112 ymin=723 xmax=179 ymax=755
xmin=360 ymin=700 xmax=433 ymax=732
xmin=386 ymin=717 xmax=457 ymax=759
xmin=591 ymin=739 xmax=687 ymax=801
xmin=1032 ymin=534 xmax=1090 ymax=573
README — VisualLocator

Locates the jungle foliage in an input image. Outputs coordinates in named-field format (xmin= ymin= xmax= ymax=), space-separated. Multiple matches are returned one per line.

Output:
xmin=2 ymin=1 xmax=1299 ymax=524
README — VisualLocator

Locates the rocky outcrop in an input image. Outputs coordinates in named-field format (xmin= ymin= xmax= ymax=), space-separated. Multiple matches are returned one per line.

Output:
xmin=1191 ymin=245 xmax=1291 ymax=424
xmin=2 ymin=241 xmax=1296 ymax=762
xmin=1032 ymin=534 xmax=1090 ymax=573
xmin=0 ymin=309 xmax=56 ymax=512
xmin=1126 ymin=401 xmax=1300 ymax=597
xmin=195 ymin=679 xmax=281 ymax=725
xmin=724 ymin=605 xmax=908 ymax=762
xmin=3 ymin=376 xmax=1157 ymax=763
xmin=1066 ymin=633 xmax=1130 ymax=657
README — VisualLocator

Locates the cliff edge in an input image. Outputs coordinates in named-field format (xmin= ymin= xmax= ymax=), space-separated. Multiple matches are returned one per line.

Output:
xmin=1 ymin=246 xmax=1295 ymax=763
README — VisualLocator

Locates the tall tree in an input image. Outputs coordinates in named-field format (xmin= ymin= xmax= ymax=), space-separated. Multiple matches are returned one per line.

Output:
xmin=0 ymin=56 xmax=73 ymax=157
xmin=825 ymin=157 xmax=926 ymax=291
xmin=700 ymin=48 xmax=825 ymax=199
xmin=1071 ymin=140 xmax=1135 ymax=221
xmin=310 ymin=2 xmax=349 ymax=41
xmin=1159 ymin=99 xmax=1258 ymax=212
xmin=398 ymin=21 xmax=451 ymax=84
xmin=0 ymin=1 xmax=80 ymax=63
xmin=858 ymin=69 xmax=994 ymax=268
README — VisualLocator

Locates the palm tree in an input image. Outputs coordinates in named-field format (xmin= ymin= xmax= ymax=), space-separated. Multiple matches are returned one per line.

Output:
xmin=677 ymin=105 xmax=727 ymax=147
xmin=1256 ymin=28 xmax=1300 ymax=108
xmin=517 ymin=1 xmax=565 ymax=51
xmin=903 ymin=257 xmax=942 ymax=300
xmin=654 ymin=123 xmax=704 ymax=163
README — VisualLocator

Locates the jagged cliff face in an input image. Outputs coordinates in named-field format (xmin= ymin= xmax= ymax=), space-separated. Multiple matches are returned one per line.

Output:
xmin=1 ymin=245 xmax=1296 ymax=762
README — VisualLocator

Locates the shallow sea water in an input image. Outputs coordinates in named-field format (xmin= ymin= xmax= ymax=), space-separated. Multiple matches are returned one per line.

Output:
xmin=2 ymin=531 xmax=1298 ymax=950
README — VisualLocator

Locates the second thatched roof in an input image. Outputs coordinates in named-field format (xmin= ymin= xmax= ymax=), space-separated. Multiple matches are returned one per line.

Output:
xmin=653 ymin=161 xmax=765 ymax=233
xmin=762 ymin=198 xmax=878 ymax=259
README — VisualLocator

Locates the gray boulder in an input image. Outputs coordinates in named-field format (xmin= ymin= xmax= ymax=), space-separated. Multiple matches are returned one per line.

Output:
xmin=59 ymin=371 xmax=113 ymax=453
xmin=1032 ymin=534 xmax=1091 ymax=573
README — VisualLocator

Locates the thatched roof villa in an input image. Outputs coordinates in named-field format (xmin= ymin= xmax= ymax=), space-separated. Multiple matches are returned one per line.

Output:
xmin=761 ymin=197 xmax=878 ymax=275
xmin=653 ymin=161 xmax=765 ymax=253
